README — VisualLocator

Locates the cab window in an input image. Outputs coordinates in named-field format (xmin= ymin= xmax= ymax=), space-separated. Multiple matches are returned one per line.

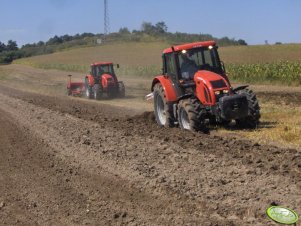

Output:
xmin=165 ymin=53 xmax=177 ymax=76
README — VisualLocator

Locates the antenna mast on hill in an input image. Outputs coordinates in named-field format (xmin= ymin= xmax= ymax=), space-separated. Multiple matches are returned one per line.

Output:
xmin=104 ymin=0 xmax=110 ymax=38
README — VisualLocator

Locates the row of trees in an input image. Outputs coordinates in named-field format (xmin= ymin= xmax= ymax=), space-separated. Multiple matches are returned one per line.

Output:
xmin=22 ymin=33 xmax=96 ymax=48
xmin=0 ymin=40 xmax=18 ymax=52
xmin=0 ymin=40 xmax=22 ymax=64
xmin=115 ymin=21 xmax=248 ymax=46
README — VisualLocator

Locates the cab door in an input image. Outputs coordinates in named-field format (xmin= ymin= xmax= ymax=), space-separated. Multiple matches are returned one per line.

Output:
xmin=163 ymin=53 xmax=183 ymax=97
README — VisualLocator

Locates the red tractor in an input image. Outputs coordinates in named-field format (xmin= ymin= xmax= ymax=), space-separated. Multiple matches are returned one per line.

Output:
xmin=84 ymin=62 xmax=125 ymax=99
xmin=150 ymin=41 xmax=260 ymax=132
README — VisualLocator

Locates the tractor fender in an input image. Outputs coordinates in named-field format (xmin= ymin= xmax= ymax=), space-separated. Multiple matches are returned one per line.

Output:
xmin=233 ymin=85 xmax=249 ymax=93
xmin=177 ymin=94 xmax=192 ymax=102
xmin=85 ymin=74 xmax=94 ymax=87
xmin=151 ymin=75 xmax=177 ymax=102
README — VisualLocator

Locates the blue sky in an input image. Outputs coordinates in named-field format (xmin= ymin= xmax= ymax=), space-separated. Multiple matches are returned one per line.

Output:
xmin=0 ymin=0 xmax=300 ymax=46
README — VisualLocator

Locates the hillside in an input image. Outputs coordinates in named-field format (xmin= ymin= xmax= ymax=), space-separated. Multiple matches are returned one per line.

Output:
xmin=15 ymin=41 xmax=301 ymax=85
xmin=16 ymin=42 xmax=301 ymax=65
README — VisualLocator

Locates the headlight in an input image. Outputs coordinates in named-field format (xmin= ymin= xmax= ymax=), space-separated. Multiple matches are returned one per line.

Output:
xmin=214 ymin=91 xmax=221 ymax=95
xmin=223 ymin=89 xmax=229 ymax=94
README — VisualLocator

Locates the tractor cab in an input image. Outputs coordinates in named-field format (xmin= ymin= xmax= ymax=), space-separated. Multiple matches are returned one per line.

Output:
xmin=162 ymin=41 xmax=228 ymax=88
xmin=90 ymin=62 xmax=118 ymax=82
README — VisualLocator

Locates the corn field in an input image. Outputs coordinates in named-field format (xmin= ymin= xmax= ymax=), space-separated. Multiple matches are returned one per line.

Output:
xmin=226 ymin=61 xmax=301 ymax=85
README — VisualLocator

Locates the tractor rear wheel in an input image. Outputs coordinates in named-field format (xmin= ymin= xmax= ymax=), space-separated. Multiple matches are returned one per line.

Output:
xmin=235 ymin=88 xmax=260 ymax=129
xmin=93 ymin=84 xmax=102 ymax=100
xmin=153 ymin=83 xmax=174 ymax=127
xmin=178 ymin=98 xmax=208 ymax=133
xmin=85 ymin=79 xmax=93 ymax=99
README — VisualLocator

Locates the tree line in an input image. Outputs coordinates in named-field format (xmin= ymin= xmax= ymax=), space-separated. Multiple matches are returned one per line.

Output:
xmin=0 ymin=40 xmax=23 ymax=64
xmin=0 ymin=21 xmax=248 ymax=64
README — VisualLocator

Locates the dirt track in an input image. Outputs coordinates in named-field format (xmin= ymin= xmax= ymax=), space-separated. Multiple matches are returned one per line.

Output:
xmin=0 ymin=84 xmax=300 ymax=226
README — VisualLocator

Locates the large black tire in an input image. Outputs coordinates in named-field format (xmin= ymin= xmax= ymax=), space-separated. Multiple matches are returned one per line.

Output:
xmin=118 ymin=81 xmax=125 ymax=98
xmin=153 ymin=83 xmax=175 ymax=127
xmin=67 ymin=88 xmax=72 ymax=96
xmin=93 ymin=84 xmax=102 ymax=100
xmin=236 ymin=88 xmax=260 ymax=129
xmin=107 ymin=88 xmax=117 ymax=99
xmin=177 ymin=98 xmax=208 ymax=133
xmin=85 ymin=79 xmax=93 ymax=99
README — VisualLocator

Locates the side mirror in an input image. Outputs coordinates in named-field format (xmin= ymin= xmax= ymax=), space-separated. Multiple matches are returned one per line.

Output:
xmin=116 ymin=64 xmax=120 ymax=69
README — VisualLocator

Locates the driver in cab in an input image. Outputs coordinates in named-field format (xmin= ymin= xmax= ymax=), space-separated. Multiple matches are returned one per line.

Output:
xmin=180 ymin=50 xmax=198 ymax=80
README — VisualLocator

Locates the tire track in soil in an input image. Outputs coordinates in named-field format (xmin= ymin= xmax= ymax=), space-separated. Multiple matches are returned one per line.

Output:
xmin=1 ymin=96 xmax=206 ymax=225
xmin=0 ymin=85 xmax=300 ymax=225
xmin=0 ymin=108 xmax=90 ymax=225
xmin=0 ymin=93 xmax=222 ymax=225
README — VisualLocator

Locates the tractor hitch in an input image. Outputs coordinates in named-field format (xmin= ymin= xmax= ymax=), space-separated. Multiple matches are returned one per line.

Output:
xmin=145 ymin=92 xmax=154 ymax=101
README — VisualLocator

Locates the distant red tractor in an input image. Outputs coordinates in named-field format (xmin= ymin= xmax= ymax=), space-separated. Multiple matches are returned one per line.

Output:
xmin=84 ymin=62 xmax=125 ymax=99
xmin=150 ymin=41 xmax=260 ymax=132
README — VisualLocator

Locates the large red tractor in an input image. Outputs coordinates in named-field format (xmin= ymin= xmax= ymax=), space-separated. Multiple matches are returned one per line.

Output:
xmin=85 ymin=62 xmax=125 ymax=99
xmin=150 ymin=41 xmax=260 ymax=132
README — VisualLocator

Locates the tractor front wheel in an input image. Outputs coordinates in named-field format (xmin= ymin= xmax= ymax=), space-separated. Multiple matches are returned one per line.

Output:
xmin=118 ymin=81 xmax=125 ymax=98
xmin=153 ymin=83 xmax=174 ymax=127
xmin=178 ymin=98 xmax=208 ymax=133
xmin=67 ymin=88 xmax=72 ymax=96
xmin=93 ymin=84 xmax=102 ymax=100
xmin=235 ymin=88 xmax=260 ymax=129
xmin=85 ymin=79 xmax=93 ymax=99
xmin=107 ymin=88 xmax=117 ymax=99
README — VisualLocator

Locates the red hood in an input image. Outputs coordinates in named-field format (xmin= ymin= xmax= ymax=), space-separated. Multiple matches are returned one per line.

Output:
xmin=194 ymin=70 xmax=230 ymax=105
xmin=194 ymin=70 xmax=230 ymax=89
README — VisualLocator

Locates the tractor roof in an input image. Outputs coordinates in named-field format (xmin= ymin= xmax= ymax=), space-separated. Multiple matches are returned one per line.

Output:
xmin=91 ymin=62 xmax=113 ymax=66
xmin=163 ymin=41 xmax=216 ymax=54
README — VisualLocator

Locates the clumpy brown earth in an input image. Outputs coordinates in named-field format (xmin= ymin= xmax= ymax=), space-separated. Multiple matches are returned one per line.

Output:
xmin=0 ymin=84 xmax=300 ymax=226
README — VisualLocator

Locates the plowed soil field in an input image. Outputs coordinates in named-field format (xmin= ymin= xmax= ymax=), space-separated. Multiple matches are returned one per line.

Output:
xmin=0 ymin=65 xmax=300 ymax=226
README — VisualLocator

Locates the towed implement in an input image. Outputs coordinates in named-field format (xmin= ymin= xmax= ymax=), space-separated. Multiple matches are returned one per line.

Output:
xmin=67 ymin=74 xmax=85 ymax=96
xmin=149 ymin=41 xmax=260 ymax=132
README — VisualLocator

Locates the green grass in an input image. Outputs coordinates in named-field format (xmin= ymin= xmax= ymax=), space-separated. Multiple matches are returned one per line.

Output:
xmin=15 ymin=42 xmax=301 ymax=85
xmin=0 ymin=68 xmax=11 ymax=81
xmin=0 ymin=73 xmax=8 ymax=81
